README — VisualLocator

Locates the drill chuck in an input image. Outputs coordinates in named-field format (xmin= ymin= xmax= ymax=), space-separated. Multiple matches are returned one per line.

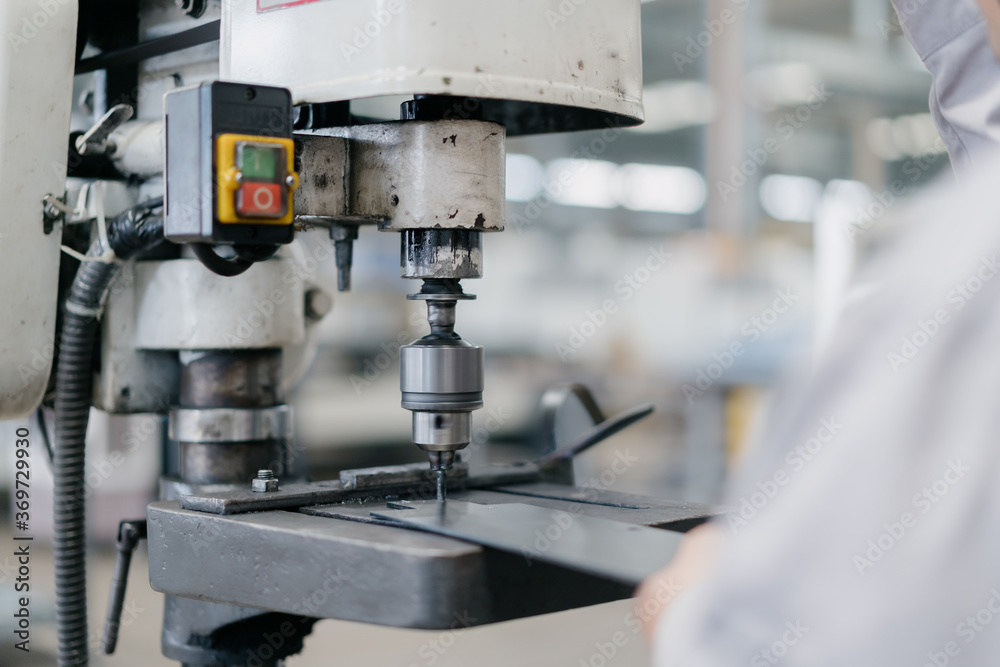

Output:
xmin=400 ymin=338 xmax=483 ymax=459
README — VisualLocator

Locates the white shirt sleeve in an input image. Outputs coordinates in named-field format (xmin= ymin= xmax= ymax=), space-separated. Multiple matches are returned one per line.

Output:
xmin=653 ymin=157 xmax=1000 ymax=666
xmin=892 ymin=0 xmax=1000 ymax=172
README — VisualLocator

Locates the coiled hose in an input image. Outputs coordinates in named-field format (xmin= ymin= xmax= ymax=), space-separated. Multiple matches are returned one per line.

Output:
xmin=53 ymin=200 xmax=164 ymax=666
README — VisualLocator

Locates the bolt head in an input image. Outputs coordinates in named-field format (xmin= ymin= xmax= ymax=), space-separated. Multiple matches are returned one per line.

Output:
xmin=305 ymin=289 xmax=333 ymax=321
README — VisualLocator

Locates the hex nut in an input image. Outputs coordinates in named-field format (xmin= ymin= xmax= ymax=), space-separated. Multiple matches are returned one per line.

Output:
xmin=252 ymin=477 xmax=279 ymax=493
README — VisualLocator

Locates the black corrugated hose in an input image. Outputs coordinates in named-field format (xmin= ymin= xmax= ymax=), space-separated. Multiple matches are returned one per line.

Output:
xmin=53 ymin=198 xmax=164 ymax=666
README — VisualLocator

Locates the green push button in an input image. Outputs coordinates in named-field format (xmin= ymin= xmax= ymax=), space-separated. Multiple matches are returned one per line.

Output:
xmin=239 ymin=144 xmax=280 ymax=180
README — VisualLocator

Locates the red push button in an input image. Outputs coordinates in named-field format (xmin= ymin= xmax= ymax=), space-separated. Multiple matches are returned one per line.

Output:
xmin=236 ymin=182 xmax=284 ymax=217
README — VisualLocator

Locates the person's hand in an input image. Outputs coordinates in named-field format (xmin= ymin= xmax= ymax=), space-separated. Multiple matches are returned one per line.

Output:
xmin=634 ymin=522 xmax=723 ymax=642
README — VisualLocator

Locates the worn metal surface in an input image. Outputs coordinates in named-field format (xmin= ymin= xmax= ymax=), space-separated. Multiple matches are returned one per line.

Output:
xmin=374 ymin=501 xmax=684 ymax=587
xmin=177 ymin=440 xmax=289 ymax=485
xmin=222 ymin=0 xmax=644 ymax=134
xmin=304 ymin=487 xmax=715 ymax=531
xmin=147 ymin=502 xmax=491 ymax=629
xmin=148 ymin=499 xmax=647 ymax=629
xmin=177 ymin=462 xmax=545 ymax=514
xmin=132 ymin=260 xmax=305 ymax=350
xmin=292 ymin=133 xmax=350 ymax=219
xmin=169 ymin=406 xmax=293 ymax=443
xmin=301 ymin=120 xmax=505 ymax=232
xmin=179 ymin=349 xmax=283 ymax=408
xmin=339 ymin=461 xmax=469 ymax=491
xmin=175 ymin=350 xmax=291 ymax=484
xmin=401 ymin=229 xmax=484 ymax=279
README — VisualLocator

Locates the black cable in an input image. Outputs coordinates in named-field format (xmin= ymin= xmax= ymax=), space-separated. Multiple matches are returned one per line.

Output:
xmin=191 ymin=243 xmax=255 ymax=277
xmin=75 ymin=20 xmax=220 ymax=75
xmin=54 ymin=242 xmax=119 ymax=667
xmin=53 ymin=201 xmax=166 ymax=667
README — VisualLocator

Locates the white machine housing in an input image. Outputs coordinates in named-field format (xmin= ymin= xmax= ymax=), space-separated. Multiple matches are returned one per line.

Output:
xmin=222 ymin=0 xmax=644 ymax=132
xmin=0 ymin=0 xmax=79 ymax=419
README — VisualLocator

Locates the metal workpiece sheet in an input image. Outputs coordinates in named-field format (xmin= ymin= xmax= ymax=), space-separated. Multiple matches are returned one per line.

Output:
xmin=372 ymin=500 xmax=684 ymax=587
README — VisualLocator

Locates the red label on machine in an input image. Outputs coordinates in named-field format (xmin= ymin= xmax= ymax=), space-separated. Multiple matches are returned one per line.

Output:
xmin=257 ymin=0 xmax=328 ymax=13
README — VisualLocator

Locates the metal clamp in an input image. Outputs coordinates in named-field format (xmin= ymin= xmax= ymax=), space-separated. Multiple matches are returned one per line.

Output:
xmin=169 ymin=406 xmax=293 ymax=443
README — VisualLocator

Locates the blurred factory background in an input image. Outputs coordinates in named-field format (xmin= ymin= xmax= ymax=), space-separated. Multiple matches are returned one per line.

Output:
xmin=0 ymin=0 xmax=951 ymax=665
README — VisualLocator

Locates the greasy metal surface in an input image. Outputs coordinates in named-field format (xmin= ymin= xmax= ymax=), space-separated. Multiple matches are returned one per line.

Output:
xmin=373 ymin=501 xmax=684 ymax=587
xmin=178 ymin=462 xmax=545 ymax=514
xmin=148 ymin=499 xmax=639 ymax=629
xmin=169 ymin=406 xmax=293 ymax=443
xmin=401 ymin=228 xmax=483 ymax=279
xmin=303 ymin=121 xmax=505 ymax=232
xmin=180 ymin=349 xmax=283 ymax=408
xmin=339 ymin=461 xmax=469 ymax=491
xmin=293 ymin=133 xmax=350 ymax=219
xmin=488 ymin=484 xmax=718 ymax=527
xmin=303 ymin=487 xmax=714 ymax=531
xmin=147 ymin=501 xmax=490 ymax=629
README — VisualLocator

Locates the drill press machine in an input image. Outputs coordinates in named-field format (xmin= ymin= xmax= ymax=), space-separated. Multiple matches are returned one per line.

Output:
xmin=0 ymin=1 xmax=725 ymax=665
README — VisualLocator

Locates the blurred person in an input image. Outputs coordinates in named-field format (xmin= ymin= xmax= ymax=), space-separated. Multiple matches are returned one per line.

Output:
xmin=638 ymin=0 xmax=1000 ymax=664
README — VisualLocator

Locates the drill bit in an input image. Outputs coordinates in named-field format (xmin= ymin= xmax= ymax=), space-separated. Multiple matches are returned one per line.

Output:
xmin=436 ymin=468 xmax=446 ymax=503
xmin=429 ymin=451 xmax=455 ymax=503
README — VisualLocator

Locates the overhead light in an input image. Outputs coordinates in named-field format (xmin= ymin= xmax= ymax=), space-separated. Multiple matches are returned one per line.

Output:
xmin=544 ymin=159 xmax=619 ymax=209
xmin=866 ymin=113 xmax=946 ymax=161
xmin=759 ymin=174 xmax=823 ymax=223
xmin=616 ymin=163 xmax=706 ymax=214
xmin=745 ymin=62 xmax=823 ymax=110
